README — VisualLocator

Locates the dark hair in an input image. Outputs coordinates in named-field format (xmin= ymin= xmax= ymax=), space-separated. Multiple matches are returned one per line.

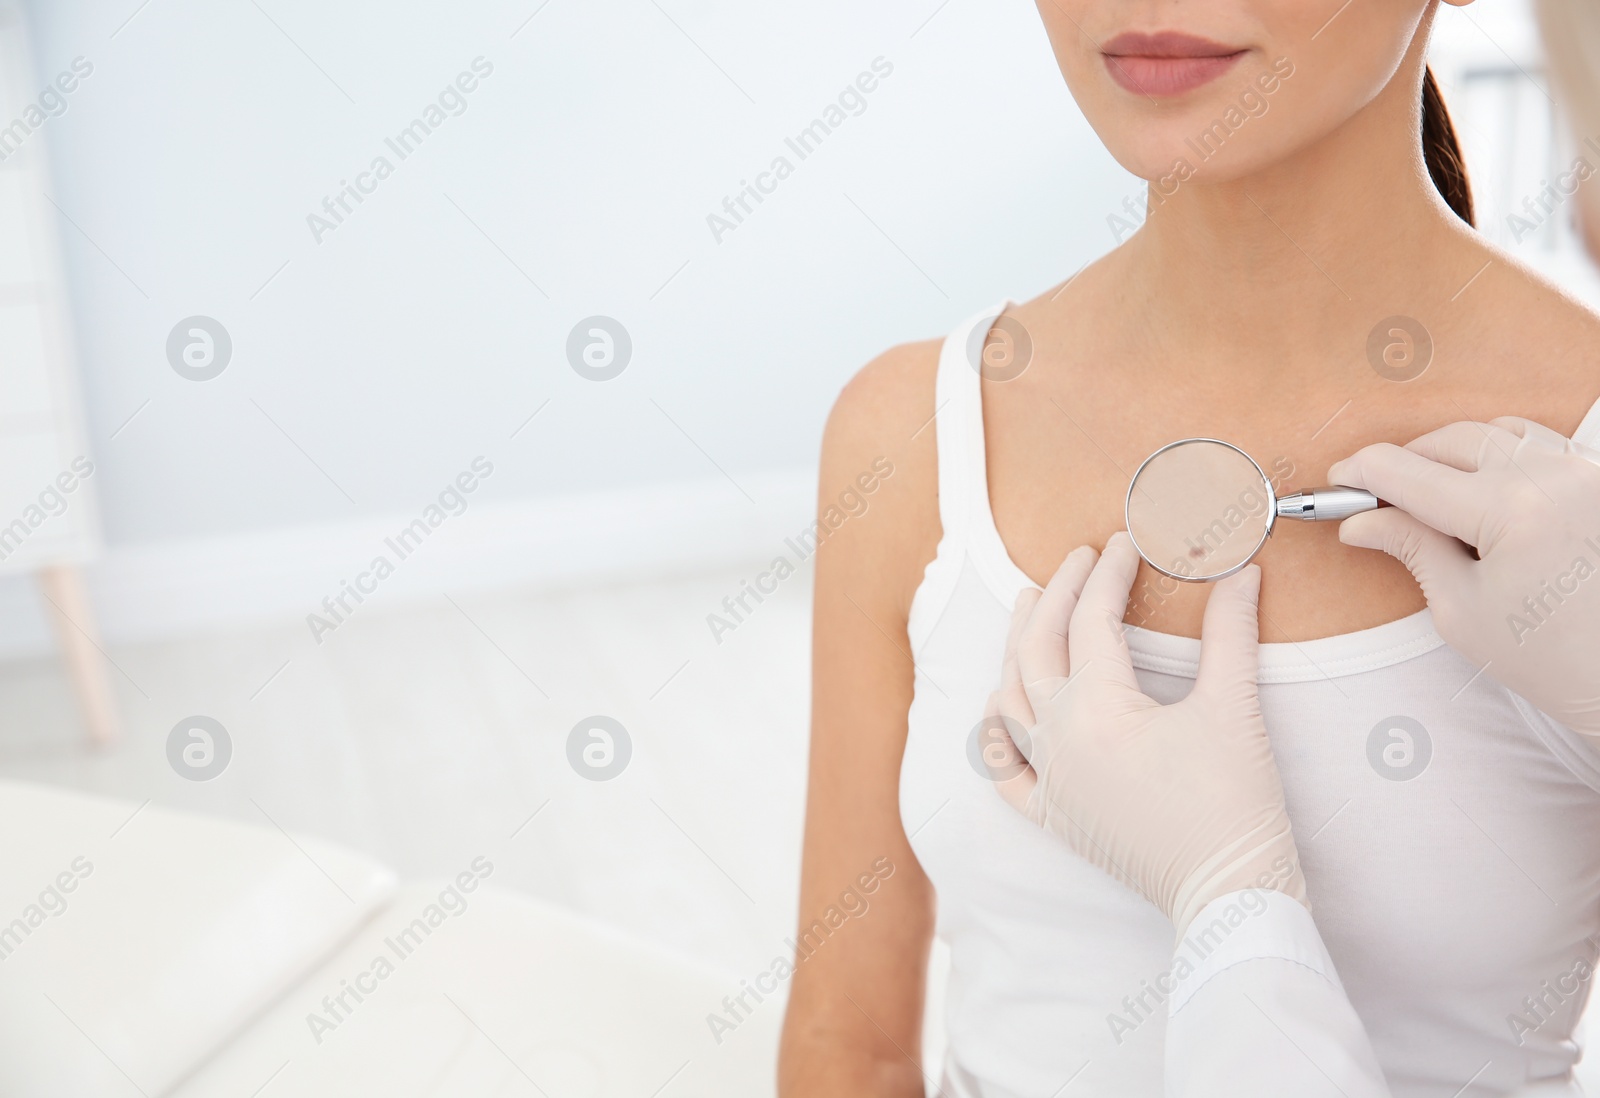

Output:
xmin=1421 ymin=66 xmax=1474 ymax=226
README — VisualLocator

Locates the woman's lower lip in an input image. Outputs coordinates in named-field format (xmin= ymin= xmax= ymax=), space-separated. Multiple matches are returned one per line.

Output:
xmin=1103 ymin=52 xmax=1244 ymax=96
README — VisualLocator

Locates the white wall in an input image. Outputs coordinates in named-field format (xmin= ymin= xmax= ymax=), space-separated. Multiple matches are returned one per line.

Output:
xmin=0 ymin=0 xmax=1131 ymax=651
xmin=23 ymin=0 xmax=1129 ymax=538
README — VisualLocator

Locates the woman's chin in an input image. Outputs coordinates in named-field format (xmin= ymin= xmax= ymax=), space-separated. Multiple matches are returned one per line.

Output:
xmin=1102 ymin=142 xmax=1219 ymax=192
xmin=1100 ymin=130 xmax=1291 ymax=198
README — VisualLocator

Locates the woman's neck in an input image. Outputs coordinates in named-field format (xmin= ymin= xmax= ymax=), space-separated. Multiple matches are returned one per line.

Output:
xmin=1110 ymin=66 xmax=1476 ymax=377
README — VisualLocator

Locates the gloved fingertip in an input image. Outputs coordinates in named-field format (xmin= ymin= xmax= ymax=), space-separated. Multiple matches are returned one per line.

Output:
xmin=1337 ymin=510 xmax=1380 ymax=549
xmin=1102 ymin=531 xmax=1140 ymax=564
xmin=1212 ymin=561 xmax=1260 ymax=595
xmin=1051 ymin=546 xmax=1096 ymax=585
xmin=1240 ymin=562 xmax=1262 ymax=598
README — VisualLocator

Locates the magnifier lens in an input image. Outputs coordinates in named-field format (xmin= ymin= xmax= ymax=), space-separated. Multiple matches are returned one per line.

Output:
xmin=1126 ymin=439 xmax=1274 ymax=582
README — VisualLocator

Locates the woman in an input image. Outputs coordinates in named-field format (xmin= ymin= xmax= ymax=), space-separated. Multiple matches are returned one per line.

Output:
xmin=780 ymin=0 xmax=1600 ymax=1094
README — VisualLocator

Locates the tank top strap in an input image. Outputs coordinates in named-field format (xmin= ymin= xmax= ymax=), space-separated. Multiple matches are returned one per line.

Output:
xmin=932 ymin=302 xmax=1008 ymax=551
xmin=930 ymin=301 xmax=1034 ymax=604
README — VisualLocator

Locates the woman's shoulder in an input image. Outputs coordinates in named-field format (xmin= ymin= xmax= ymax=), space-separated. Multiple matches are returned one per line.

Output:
xmin=825 ymin=337 xmax=943 ymax=450
xmin=817 ymin=337 xmax=944 ymax=617
xmin=1456 ymin=233 xmax=1600 ymax=432
xmin=1471 ymin=236 xmax=1600 ymax=339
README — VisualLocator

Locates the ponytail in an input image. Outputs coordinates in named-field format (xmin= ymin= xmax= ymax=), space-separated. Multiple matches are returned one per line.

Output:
xmin=1421 ymin=66 xmax=1474 ymax=226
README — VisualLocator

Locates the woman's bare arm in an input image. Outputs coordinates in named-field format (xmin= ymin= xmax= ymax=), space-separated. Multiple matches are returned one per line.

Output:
xmin=778 ymin=341 xmax=944 ymax=1096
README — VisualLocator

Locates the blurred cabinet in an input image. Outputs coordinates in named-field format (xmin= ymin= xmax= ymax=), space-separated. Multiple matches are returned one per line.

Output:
xmin=0 ymin=5 xmax=114 ymax=745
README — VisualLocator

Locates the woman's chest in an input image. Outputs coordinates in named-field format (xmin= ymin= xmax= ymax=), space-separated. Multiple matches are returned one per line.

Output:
xmin=977 ymin=362 xmax=1597 ymax=641
xmin=982 ymin=402 xmax=1427 ymax=640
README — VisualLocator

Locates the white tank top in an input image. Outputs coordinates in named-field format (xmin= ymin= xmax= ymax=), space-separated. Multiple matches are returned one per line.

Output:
xmin=900 ymin=302 xmax=1600 ymax=1098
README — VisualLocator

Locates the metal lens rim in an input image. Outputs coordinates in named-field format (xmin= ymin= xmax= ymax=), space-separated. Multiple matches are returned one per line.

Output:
xmin=1123 ymin=437 xmax=1277 ymax=584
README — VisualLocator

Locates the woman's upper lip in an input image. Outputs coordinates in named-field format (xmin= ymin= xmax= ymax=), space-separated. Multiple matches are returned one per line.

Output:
xmin=1100 ymin=31 xmax=1244 ymax=59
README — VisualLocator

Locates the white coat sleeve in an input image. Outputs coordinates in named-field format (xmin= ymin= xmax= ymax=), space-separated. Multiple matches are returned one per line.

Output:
xmin=1164 ymin=889 xmax=1390 ymax=1098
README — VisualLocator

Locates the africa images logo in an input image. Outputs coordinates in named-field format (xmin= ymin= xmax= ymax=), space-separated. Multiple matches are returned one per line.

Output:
xmin=706 ymin=57 xmax=894 ymax=244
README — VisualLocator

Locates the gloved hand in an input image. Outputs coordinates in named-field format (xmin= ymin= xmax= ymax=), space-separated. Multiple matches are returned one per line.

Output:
xmin=1330 ymin=417 xmax=1600 ymax=737
xmin=986 ymin=532 xmax=1306 ymax=936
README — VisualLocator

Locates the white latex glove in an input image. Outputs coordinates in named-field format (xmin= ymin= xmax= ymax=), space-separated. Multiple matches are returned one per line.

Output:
xmin=986 ymin=532 xmax=1307 ymax=935
xmin=1330 ymin=417 xmax=1600 ymax=737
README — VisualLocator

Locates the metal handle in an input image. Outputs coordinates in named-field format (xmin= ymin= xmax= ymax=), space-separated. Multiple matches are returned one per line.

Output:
xmin=1274 ymin=486 xmax=1380 ymax=522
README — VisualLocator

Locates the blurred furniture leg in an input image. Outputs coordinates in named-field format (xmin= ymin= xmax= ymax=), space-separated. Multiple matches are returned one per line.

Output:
xmin=38 ymin=565 xmax=119 ymax=747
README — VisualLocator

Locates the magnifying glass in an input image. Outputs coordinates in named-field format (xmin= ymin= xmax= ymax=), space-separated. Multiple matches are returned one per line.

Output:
xmin=1124 ymin=438 xmax=1379 ymax=582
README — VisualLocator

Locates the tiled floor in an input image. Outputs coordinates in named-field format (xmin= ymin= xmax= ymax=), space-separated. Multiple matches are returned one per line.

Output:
xmin=0 ymin=560 xmax=814 ymax=981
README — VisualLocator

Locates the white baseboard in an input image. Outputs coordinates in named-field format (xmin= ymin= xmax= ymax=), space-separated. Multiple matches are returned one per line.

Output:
xmin=0 ymin=468 xmax=817 ymax=660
